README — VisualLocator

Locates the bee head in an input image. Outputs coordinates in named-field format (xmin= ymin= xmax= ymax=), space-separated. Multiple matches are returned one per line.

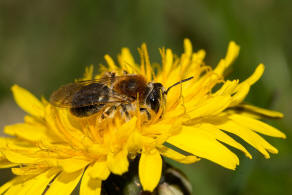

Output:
xmin=145 ymin=83 xmax=165 ymax=113
xmin=145 ymin=76 xmax=194 ymax=113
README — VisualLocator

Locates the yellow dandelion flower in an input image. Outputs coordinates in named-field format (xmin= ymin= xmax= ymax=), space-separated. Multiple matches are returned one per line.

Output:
xmin=0 ymin=39 xmax=286 ymax=194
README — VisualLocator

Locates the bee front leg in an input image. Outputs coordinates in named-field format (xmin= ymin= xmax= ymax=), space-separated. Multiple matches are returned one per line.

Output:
xmin=139 ymin=108 xmax=151 ymax=120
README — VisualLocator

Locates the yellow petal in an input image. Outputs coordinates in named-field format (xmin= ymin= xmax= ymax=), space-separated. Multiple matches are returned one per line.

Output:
xmin=242 ymin=64 xmax=265 ymax=86
xmin=121 ymin=48 xmax=135 ymax=66
xmin=46 ymin=170 xmax=83 ymax=195
xmin=4 ymin=181 xmax=24 ymax=195
xmin=45 ymin=105 xmax=67 ymax=141
xmin=4 ymin=123 xmax=53 ymax=142
xmin=229 ymin=114 xmax=286 ymax=138
xmin=139 ymin=149 xmax=162 ymax=192
xmin=2 ymin=175 xmax=38 ymax=195
xmin=218 ymin=120 xmax=278 ymax=158
xmin=58 ymin=158 xmax=89 ymax=173
xmin=118 ymin=48 xmax=137 ymax=74
xmin=87 ymin=161 xmax=110 ymax=180
xmin=3 ymin=150 xmax=40 ymax=164
xmin=187 ymin=96 xmax=231 ymax=118
xmin=167 ymin=126 xmax=239 ymax=170
xmin=25 ymin=168 xmax=60 ymax=195
xmin=0 ymin=137 xmax=38 ymax=151
xmin=179 ymin=39 xmax=193 ymax=76
xmin=229 ymin=65 xmax=265 ymax=106
xmin=83 ymin=65 xmax=94 ymax=80
xmin=214 ymin=41 xmax=240 ymax=75
xmin=184 ymin=38 xmax=192 ymax=57
xmin=24 ymin=115 xmax=41 ymax=124
xmin=11 ymin=85 xmax=45 ymax=118
xmin=0 ymin=176 xmax=20 ymax=194
xmin=56 ymin=109 xmax=88 ymax=148
xmin=184 ymin=49 xmax=206 ymax=78
xmin=12 ymin=166 xmax=48 ymax=176
xmin=213 ymin=80 xmax=239 ymax=96
xmin=158 ymin=145 xmax=200 ymax=164
xmin=192 ymin=49 xmax=206 ymax=64
xmin=163 ymin=49 xmax=173 ymax=79
xmin=225 ymin=41 xmax=240 ymax=66
xmin=116 ymin=116 xmax=137 ymax=139
xmin=140 ymin=43 xmax=153 ymax=81
xmin=231 ymin=104 xmax=284 ymax=119
xmin=198 ymin=123 xmax=252 ymax=158
xmin=229 ymin=83 xmax=250 ymax=106
xmin=107 ymin=148 xmax=129 ymax=175
xmin=0 ymin=159 xmax=18 ymax=168
xmin=104 ymin=54 xmax=117 ymax=71
xmin=80 ymin=168 xmax=101 ymax=195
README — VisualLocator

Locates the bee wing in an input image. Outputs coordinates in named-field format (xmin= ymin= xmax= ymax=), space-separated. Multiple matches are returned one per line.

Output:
xmin=50 ymin=82 xmax=86 ymax=108
xmin=50 ymin=76 xmax=132 ymax=108
xmin=77 ymin=74 xmax=141 ymax=85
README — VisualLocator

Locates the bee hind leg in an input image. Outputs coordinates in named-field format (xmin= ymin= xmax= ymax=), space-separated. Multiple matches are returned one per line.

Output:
xmin=120 ymin=104 xmax=131 ymax=120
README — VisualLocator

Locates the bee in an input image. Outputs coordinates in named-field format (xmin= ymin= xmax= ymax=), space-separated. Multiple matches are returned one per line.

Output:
xmin=50 ymin=72 xmax=193 ymax=120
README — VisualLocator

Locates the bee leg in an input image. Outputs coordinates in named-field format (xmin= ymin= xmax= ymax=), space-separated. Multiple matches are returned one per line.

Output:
xmin=120 ymin=104 xmax=130 ymax=120
xmin=101 ymin=113 xmax=105 ymax=119
xmin=104 ymin=71 xmax=116 ymax=77
xmin=104 ymin=105 xmax=117 ymax=118
xmin=140 ymin=108 xmax=151 ymax=120
xmin=99 ymin=106 xmax=117 ymax=121
xmin=102 ymin=72 xmax=116 ymax=86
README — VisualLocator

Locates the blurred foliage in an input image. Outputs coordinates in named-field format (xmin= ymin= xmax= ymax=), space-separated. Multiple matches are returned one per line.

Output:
xmin=0 ymin=0 xmax=291 ymax=194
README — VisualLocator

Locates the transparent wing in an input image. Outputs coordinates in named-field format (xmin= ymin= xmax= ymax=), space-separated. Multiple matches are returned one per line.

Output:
xmin=50 ymin=82 xmax=84 ymax=108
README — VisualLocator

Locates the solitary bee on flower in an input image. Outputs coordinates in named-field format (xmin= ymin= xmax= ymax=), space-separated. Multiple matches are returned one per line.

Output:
xmin=0 ymin=39 xmax=285 ymax=195
xmin=50 ymin=70 xmax=192 ymax=120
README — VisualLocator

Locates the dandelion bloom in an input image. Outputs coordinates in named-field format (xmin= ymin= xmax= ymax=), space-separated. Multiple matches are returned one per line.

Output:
xmin=0 ymin=39 xmax=285 ymax=194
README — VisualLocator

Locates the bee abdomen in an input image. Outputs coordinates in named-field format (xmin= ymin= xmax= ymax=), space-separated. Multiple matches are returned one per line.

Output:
xmin=70 ymin=83 xmax=110 ymax=117
xmin=70 ymin=104 xmax=105 ymax=117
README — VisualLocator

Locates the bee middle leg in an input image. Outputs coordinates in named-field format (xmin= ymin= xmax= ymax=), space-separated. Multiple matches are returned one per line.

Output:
xmin=120 ymin=104 xmax=151 ymax=121
xmin=101 ymin=105 xmax=117 ymax=119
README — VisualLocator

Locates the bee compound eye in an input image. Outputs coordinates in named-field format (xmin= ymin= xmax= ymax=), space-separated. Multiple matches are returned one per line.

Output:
xmin=146 ymin=92 xmax=160 ymax=113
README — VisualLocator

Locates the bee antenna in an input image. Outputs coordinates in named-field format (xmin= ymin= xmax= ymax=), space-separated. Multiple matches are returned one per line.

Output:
xmin=164 ymin=76 xmax=194 ymax=95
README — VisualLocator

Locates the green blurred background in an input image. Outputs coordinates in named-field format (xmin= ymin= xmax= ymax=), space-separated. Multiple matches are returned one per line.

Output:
xmin=0 ymin=0 xmax=291 ymax=194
